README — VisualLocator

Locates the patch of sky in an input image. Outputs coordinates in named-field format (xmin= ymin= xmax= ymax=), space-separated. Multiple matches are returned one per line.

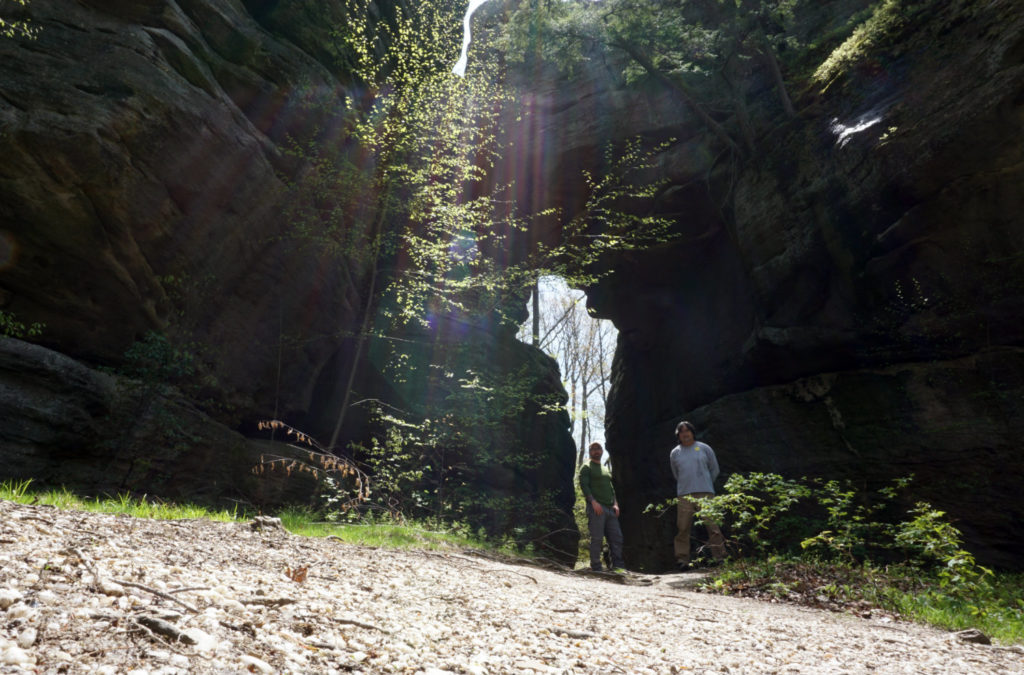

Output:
xmin=453 ymin=0 xmax=492 ymax=77
xmin=517 ymin=276 xmax=617 ymax=464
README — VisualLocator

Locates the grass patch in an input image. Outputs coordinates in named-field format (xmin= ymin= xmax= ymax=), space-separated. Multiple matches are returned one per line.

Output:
xmin=0 ymin=479 xmax=240 ymax=521
xmin=700 ymin=557 xmax=1024 ymax=645
xmin=1 ymin=479 xmax=521 ymax=555
xmin=275 ymin=507 xmax=491 ymax=551
xmin=885 ymin=572 xmax=1024 ymax=643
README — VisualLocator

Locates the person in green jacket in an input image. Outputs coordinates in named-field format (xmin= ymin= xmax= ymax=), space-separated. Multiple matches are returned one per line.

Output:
xmin=579 ymin=442 xmax=626 ymax=572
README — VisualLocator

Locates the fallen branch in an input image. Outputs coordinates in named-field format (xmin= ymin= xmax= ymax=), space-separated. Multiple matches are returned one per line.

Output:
xmin=336 ymin=617 xmax=389 ymax=633
xmin=552 ymin=628 xmax=595 ymax=639
xmin=110 ymin=579 xmax=199 ymax=614
xmin=219 ymin=619 xmax=257 ymax=638
xmin=16 ymin=514 xmax=55 ymax=526
xmin=493 ymin=569 xmax=538 ymax=584
xmin=135 ymin=615 xmax=197 ymax=644
xmin=168 ymin=586 xmax=211 ymax=595
xmin=241 ymin=597 xmax=297 ymax=608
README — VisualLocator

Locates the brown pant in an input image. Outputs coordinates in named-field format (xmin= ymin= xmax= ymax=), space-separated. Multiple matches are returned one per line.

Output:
xmin=675 ymin=492 xmax=725 ymax=564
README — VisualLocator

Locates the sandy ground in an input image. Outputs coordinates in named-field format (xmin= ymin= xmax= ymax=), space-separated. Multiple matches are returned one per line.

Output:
xmin=1 ymin=500 xmax=1022 ymax=674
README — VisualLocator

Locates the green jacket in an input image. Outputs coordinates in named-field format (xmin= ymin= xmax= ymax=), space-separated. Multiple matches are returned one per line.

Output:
xmin=579 ymin=461 xmax=616 ymax=507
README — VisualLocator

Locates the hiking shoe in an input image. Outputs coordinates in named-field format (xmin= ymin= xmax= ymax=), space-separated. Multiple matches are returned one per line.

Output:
xmin=612 ymin=567 xmax=627 ymax=574
xmin=676 ymin=562 xmax=690 ymax=572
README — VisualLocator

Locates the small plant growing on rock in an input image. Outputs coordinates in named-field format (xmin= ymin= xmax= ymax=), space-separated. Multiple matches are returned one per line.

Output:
xmin=0 ymin=309 xmax=44 ymax=339
xmin=120 ymin=331 xmax=196 ymax=384
xmin=255 ymin=420 xmax=370 ymax=517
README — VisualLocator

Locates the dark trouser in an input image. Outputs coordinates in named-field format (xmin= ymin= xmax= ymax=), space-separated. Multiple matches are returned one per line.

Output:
xmin=587 ymin=502 xmax=625 ymax=570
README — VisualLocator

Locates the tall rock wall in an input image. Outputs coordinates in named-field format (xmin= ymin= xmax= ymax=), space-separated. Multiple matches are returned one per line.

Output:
xmin=0 ymin=0 xmax=355 ymax=417
xmin=4 ymin=0 xmax=1021 ymax=569
xmin=0 ymin=0 xmax=579 ymax=558
xmin=598 ymin=2 xmax=1024 ymax=571
xmin=476 ymin=0 xmax=1024 ymax=569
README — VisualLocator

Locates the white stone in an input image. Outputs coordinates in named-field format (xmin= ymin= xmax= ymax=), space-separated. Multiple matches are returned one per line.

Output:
xmin=182 ymin=628 xmax=217 ymax=652
xmin=238 ymin=655 xmax=274 ymax=673
xmin=98 ymin=579 xmax=125 ymax=596
xmin=2 ymin=646 xmax=33 ymax=665
xmin=16 ymin=627 xmax=37 ymax=648
xmin=35 ymin=589 xmax=59 ymax=605
xmin=0 ymin=589 xmax=22 ymax=609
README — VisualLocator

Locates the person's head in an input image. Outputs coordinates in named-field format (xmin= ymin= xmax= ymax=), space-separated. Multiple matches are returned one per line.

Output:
xmin=675 ymin=421 xmax=696 ymax=445
xmin=588 ymin=442 xmax=603 ymax=462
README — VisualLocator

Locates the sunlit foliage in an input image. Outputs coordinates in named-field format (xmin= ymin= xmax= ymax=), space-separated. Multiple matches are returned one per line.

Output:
xmin=497 ymin=0 xmax=804 ymax=154
xmin=265 ymin=1 xmax=690 ymax=551
xmin=0 ymin=0 xmax=36 ymax=40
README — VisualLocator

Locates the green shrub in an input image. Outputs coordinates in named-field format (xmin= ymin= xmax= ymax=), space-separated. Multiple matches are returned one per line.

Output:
xmin=120 ymin=331 xmax=196 ymax=383
xmin=344 ymin=425 xmax=427 ymax=522
xmin=0 ymin=309 xmax=44 ymax=339
xmin=676 ymin=473 xmax=989 ymax=584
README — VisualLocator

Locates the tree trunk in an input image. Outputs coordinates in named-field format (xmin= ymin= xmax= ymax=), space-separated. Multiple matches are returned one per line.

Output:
xmin=733 ymin=88 xmax=756 ymax=154
xmin=722 ymin=49 xmax=756 ymax=154
xmin=532 ymin=277 xmax=540 ymax=347
xmin=580 ymin=390 xmax=589 ymax=459
xmin=327 ymin=201 xmax=388 ymax=452
xmin=614 ymin=40 xmax=743 ymax=156
xmin=757 ymin=33 xmax=795 ymax=117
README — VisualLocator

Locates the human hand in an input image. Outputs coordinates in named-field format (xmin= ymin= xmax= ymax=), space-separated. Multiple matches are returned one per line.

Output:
xmin=613 ymin=504 xmax=620 ymax=517
xmin=591 ymin=499 xmax=604 ymax=516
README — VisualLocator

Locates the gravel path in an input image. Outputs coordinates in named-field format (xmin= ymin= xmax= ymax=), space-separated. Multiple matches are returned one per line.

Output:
xmin=1 ymin=500 xmax=1021 ymax=674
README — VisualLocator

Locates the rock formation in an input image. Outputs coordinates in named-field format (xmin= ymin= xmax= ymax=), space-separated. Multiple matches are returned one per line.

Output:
xmin=475 ymin=0 xmax=1024 ymax=569
xmin=2 ymin=0 xmax=1022 ymax=571
xmin=0 ymin=0 xmax=579 ymax=561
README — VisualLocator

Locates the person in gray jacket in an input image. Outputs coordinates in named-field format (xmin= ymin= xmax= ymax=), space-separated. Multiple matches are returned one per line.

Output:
xmin=669 ymin=420 xmax=726 ymax=571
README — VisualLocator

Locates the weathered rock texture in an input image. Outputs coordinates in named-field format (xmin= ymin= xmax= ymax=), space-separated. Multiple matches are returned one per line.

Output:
xmin=3 ymin=0 xmax=1022 ymax=571
xmin=588 ymin=4 xmax=1024 ymax=570
xmin=471 ymin=0 xmax=1024 ymax=569
xmin=0 ymin=337 xmax=319 ymax=508
xmin=0 ymin=0 xmax=579 ymax=559
xmin=0 ymin=0 xmax=352 ymax=413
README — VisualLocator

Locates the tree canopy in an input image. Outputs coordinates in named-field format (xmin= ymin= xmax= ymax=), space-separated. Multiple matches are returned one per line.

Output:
xmin=497 ymin=0 xmax=812 ymax=155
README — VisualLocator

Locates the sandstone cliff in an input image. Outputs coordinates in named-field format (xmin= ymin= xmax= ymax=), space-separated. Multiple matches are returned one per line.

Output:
xmin=473 ymin=0 xmax=1024 ymax=569
xmin=3 ymin=0 xmax=1022 ymax=570
xmin=0 ymin=0 xmax=579 ymax=560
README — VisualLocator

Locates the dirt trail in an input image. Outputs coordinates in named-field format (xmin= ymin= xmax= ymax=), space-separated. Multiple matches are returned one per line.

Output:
xmin=1 ymin=500 xmax=1021 ymax=674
